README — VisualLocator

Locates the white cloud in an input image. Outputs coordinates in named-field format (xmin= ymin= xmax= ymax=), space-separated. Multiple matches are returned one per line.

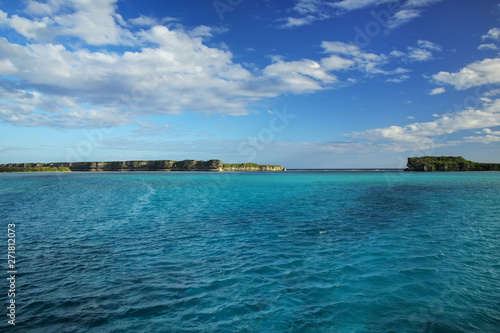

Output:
xmin=0 ymin=27 xmax=373 ymax=127
xmin=321 ymin=55 xmax=356 ymax=70
xmin=0 ymin=85 xmax=132 ymax=128
xmin=0 ymin=35 xmax=408 ymax=128
xmin=478 ymin=43 xmax=499 ymax=51
xmin=484 ymin=88 xmax=500 ymax=97
xmin=330 ymin=0 xmax=393 ymax=11
xmin=483 ymin=128 xmax=500 ymax=135
xmin=321 ymin=41 xmax=404 ymax=75
xmin=350 ymin=99 xmax=500 ymax=151
xmin=128 ymin=15 xmax=159 ymax=27
xmin=405 ymin=0 xmax=442 ymax=7
xmin=482 ymin=28 xmax=500 ymax=41
xmin=0 ymin=2 xmax=434 ymax=129
xmin=464 ymin=128 xmax=500 ymax=144
xmin=388 ymin=40 xmax=441 ymax=62
xmin=387 ymin=0 xmax=442 ymax=29
xmin=390 ymin=50 xmax=406 ymax=57
xmin=433 ymin=58 xmax=500 ymax=90
xmin=321 ymin=41 xmax=360 ymax=54
xmin=281 ymin=0 xmax=441 ymax=29
xmin=24 ymin=0 xmax=60 ymax=16
xmin=407 ymin=47 xmax=432 ymax=61
xmin=417 ymin=39 xmax=441 ymax=52
xmin=281 ymin=0 xmax=331 ymax=28
xmin=387 ymin=9 xmax=421 ymax=29
xmin=0 ymin=0 xmax=134 ymax=45
xmin=293 ymin=0 xmax=323 ymax=14
xmin=282 ymin=16 xmax=316 ymax=28
xmin=262 ymin=59 xmax=337 ymax=92
xmin=0 ymin=26 xmax=269 ymax=127
xmin=429 ymin=87 xmax=445 ymax=95
xmin=386 ymin=75 xmax=410 ymax=83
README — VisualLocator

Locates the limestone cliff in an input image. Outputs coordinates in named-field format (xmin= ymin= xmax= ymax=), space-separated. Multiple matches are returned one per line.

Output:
xmin=0 ymin=160 xmax=224 ymax=172
xmin=406 ymin=156 xmax=500 ymax=171
xmin=222 ymin=163 xmax=286 ymax=171
xmin=0 ymin=160 xmax=287 ymax=172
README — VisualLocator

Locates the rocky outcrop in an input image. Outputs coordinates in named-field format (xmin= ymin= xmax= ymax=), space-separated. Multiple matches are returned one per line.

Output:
xmin=223 ymin=166 xmax=286 ymax=171
xmin=0 ymin=160 xmax=224 ymax=172
xmin=222 ymin=163 xmax=286 ymax=171
xmin=0 ymin=159 xmax=287 ymax=172
xmin=406 ymin=156 xmax=500 ymax=171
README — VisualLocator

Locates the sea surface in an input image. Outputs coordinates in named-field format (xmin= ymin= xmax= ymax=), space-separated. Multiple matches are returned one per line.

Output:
xmin=1 ymin=171 xmax=500 ymax=332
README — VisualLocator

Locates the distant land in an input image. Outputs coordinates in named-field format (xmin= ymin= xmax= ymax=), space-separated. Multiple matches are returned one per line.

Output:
xmin=0 ymin=160 xmax=286 ymax=172
xmin=406 ymin=156 xmax=500 ymax=171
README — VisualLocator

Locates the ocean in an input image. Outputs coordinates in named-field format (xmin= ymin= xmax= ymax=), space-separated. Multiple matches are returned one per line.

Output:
xmin=1 ymin=171 xmax=499 ymax=332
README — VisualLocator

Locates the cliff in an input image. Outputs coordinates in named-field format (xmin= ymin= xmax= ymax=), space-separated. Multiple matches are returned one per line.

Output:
xmin=406 ymin=156 xmax=500 ymax=171
xmin=0 ymin=160 xmax=223 ymax=172
xmin=0 ymin=160 xmax=286 ymax=172
xmin=222 ymin=163 xmax=286 ymax=171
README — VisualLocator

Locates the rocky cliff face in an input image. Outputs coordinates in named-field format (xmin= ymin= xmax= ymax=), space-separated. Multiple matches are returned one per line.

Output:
xmin=1 ymin=160 xmax=224 ymax=172
xmin=0 ymin=160 xmax=288 ymax=172
xmin=406 ymin=156 xmax=500 ymax=171
xmin=223 ymin=166 xmax=286 ymax=171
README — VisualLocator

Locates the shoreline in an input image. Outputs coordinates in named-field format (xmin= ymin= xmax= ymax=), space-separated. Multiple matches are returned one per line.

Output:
xmin=0 ymin=159 xmax=286 ymax=173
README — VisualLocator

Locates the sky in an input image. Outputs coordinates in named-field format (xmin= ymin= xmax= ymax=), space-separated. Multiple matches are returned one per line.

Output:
xmin=0 ymin=0 xmax=500 ymax=168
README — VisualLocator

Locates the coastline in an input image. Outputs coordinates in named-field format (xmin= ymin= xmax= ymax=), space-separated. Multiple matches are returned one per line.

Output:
xmin=405 ymin=156 xmax=500 ymax=171
xmin=0 ymin=159 xmax=286 ymax=173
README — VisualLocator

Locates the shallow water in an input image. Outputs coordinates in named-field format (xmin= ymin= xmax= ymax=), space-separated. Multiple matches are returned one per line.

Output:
xmin=1 ymin=171 xmax=500 ymax=332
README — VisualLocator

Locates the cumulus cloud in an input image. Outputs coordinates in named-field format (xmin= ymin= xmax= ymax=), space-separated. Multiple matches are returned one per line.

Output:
xmin=0 ymin=5 xmax=413 ymax=130
xmin=482 ymin=28 xmax=500 ymax=41
xmin=0 ymin=0 xmax=134 ymax=45
xmin=433 ymin=58 xmax=500 ymax=90
xmin=0 ymin=26 xmax=269 ymax=127
xmin=321 ymin=55 xmax=356 ymax=71
xmin=0 ymin=0 xmax=345 ymax=128
xmin=321 ymin=41 xmax=407 ymax=75
xmin=0 ymin=1 xmax=434 ymax=129
xmin=262 ymin=59 xmax=337 ymax=93
xmin=350 ymin=99 xmax=500 ymax=151
xmin=429 ymin=87 xmax=445 ymax=95
xmin=478 ymin=28 xmax=500 ymax=51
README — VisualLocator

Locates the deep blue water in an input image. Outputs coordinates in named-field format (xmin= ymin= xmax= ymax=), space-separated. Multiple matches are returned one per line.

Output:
xmin=1 ymin=171 xmax=500 ymax=332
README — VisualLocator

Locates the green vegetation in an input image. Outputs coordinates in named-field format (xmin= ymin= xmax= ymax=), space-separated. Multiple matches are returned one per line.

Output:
xmin=222 ymin=163 xmax=284 ymax=171
xmin=0 ymin=166 xmax=71 ymax=173
xmin=406 ymin=156 xmax=500 ymax=171
xmin=223 ymin=163 xmax=281 ymax=168
xmin=0 ymin=160 xmax=285 ymax=172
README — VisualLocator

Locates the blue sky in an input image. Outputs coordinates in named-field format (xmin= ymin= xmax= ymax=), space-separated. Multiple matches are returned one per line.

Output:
xmin=0 ymin=0 xmax=500 ymax=168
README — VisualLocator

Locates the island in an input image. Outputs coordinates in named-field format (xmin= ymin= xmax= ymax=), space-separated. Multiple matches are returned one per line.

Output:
xmin=406 ymin=156 xmax=500 ymax=171
xmin=0 ymin=160 xmax=286 ymax=172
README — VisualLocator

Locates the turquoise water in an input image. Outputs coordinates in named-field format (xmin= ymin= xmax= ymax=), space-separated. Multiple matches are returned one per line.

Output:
xmin=1 ymin=171 xmax=500 ymax=332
